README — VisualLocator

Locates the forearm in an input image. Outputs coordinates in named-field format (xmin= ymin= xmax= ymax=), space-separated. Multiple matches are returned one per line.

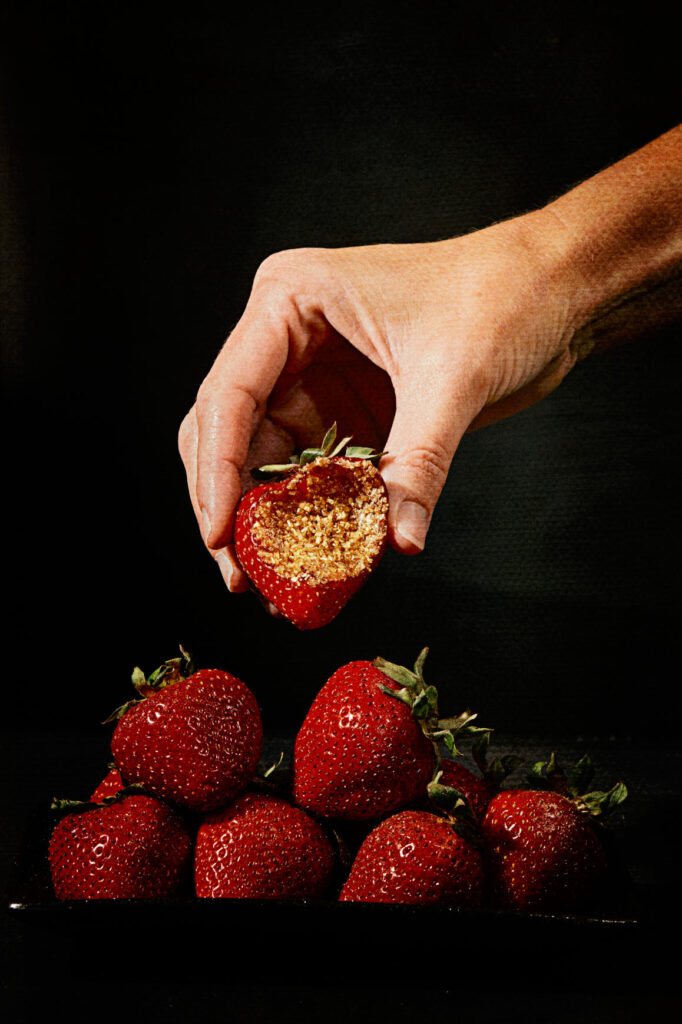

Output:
xmin=538 ymin=125 xmax=682 ymax=356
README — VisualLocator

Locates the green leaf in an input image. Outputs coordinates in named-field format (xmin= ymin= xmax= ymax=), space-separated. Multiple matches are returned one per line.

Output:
xmin=102 ymin=697 xmax=142 ymax=724
xmin=501 ymin=754 xmax=524 ymax=774
xmin=568 ymin=754 xmax=595 ymax=798
xmin=329 ymin=435 xmax=353 ymax=457
xmin=437 ymin=710 xmax=477 ymax=734
xmin=412 ymin=685 xmax=438 ymax=719
xmin=377 ymin=683 xmax=414 ymax=708
xmin=261 ymin=751 xmax=285 ymax=779
xmin=320 ymin=422 xmax=337 ymax=452
xmin=344 ymin=446 xmax=374 ymax=458
xmin=345 ymin=446 xmax=387 ymax=463
xmin=299 ymin=447 xmax=326 ymax=465
xmin=427 ymin=780 xmax=467 ymax=813
xmin=439 ymin=731 xmax=460 ymax=756
xmin=131 ymin=667 xmax=146 ymax=693
xmin=527 ymin=760 xmax=552 ymax=789
xmin=413 ymin=647 xmax=429 ymax=678
xmin=251 ymin=463 xmax=298 ymax=480
xmin=471 ymin=730 xmax=491 ymax=773
xmin=373 ymin=657 xmax=419 ymax=692
xmin=580 ymin=781 xmax=628 ymax=818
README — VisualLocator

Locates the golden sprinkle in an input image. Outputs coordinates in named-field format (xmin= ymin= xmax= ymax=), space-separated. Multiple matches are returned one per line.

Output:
xmin=251 ymin=458 xmax=388 ymax=584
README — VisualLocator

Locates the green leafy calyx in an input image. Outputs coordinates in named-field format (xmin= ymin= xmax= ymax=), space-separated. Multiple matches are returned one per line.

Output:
xmin=50 ymin=783 xmax=146 ymax=815
xmin=373 ymin=648 xmax=482 ymax=767
xmin=251 ymin=422 xmax=386 ymax=480
xmin=527 ymin=752 xmax=628 ymax=821
xmin=102 ymin=645 xmax=194 ymax=724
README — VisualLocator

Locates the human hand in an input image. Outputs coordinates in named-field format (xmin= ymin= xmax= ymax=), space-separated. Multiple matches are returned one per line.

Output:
xmin=179 ymin=208 xmax=586 ymax=594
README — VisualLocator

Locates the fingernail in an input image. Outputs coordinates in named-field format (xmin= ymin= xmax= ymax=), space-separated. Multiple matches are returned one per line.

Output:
xmin=396 ymin=501 xmax=430 ymax=551
xmin=215 ymin=550 xmax=234 ymax=590
xmin=201 ymin=508 xmax=212 ymax=544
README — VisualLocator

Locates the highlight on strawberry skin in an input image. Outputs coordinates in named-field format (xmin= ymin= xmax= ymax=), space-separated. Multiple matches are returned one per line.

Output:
xmin=234 ymin=423 xmax=389 ymax=629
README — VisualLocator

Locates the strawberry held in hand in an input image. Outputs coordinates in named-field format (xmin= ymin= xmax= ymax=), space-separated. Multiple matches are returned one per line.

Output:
xmin=49 ymin=791 xmax=192 ymax=900
xmin=195 ymin=791 xmax=335 ymax=900
xmin=108 ymin=648 xmax=263 ymax=813
xmin=339 ymin=809 xmax=484 ymax=906
xmin=292 ymin=648 xmax=481 ymax=822
xmin=481 ymin=753 xmax=627 ymax=912
xmin=234 ymin=424 xmax=389 ymax=629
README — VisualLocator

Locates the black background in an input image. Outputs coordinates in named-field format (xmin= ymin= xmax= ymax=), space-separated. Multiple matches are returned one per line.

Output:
xmin=3 ymin=1 xmax=681 ymax=738
xmin=2 ymin=2 xmax=681 ymax=1019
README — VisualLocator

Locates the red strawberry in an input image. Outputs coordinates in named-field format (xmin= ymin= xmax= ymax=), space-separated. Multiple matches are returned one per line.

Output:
xmin=435 ymin=760 xmax=495 ymax=823
xmin=195 ymin=791 xmax=335 ymax=899
xmin=291 ymin=649 xmax=480 ymax=821
xmin=234 ymin=424 xmax=389 ymax=629
xmin=90 ymin=767 xmax=125 ymax=802
xmin=339 ymin=809 xmax=484 ymax=906
xmin=427 ymin=732 xmax=523 ymax=822
xmin=480 ymin=755 xmax=627 ymax=912
xmin=49 ymin=792 xmax=192 ymax=899
xmin=108 ymin=649 xmax=263 ymax=813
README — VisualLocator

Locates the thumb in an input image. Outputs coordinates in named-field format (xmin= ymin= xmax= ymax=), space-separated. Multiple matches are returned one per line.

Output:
xmin=379 ymin=376 xmax=475 ymax=554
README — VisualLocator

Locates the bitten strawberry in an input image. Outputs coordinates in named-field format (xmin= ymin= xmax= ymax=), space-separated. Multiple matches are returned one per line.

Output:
xmin=481 ymin=754 xmax=627 ymax=912
xmin=291 ymin=649 xmax=480 ymax=822
xmin=339 ymin=809 xmax=484 ymax=906
xmin=195 ymin=791 xmax=335 ymax=899
xmin=49 ymin=792 xmax=192 ymax=900
xmin=108 ymin=649 xmax=263 ymax=813
xmin=234 ymin=424 xmax=389 ymax=629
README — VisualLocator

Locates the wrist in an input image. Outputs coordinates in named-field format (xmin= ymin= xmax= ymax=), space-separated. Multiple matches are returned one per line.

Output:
xmin=533 ymin=128 xmax=682 ymax=356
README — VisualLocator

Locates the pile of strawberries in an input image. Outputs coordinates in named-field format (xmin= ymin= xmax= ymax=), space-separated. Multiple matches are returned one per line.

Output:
xmin=48 ymin=646 xmax=627 ymax=911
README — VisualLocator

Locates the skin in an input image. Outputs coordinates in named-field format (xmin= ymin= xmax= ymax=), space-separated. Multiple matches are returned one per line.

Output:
xmin=179 ymin=125 xmax=682 ymax=598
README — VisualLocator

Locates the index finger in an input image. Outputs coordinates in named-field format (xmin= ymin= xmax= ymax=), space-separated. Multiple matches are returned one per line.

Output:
xmin=195 ymin=299 xmax=290 ymax=549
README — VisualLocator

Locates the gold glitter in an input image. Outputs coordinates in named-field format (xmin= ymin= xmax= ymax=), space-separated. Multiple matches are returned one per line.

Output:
xmin=251 ymin=458 xmax=388 ymax=584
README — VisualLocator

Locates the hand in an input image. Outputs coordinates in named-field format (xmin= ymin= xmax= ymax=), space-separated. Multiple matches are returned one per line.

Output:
xmin=179 ymin=209 xmax=584 ymax=593
xmin=179 ymin=126 xmax=682 ymax=595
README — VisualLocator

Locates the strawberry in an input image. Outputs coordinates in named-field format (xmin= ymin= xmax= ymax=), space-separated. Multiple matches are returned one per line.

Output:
xmin=427 ymin=731 xmax=523 ymax=823
xmin=434 ymin=760 xmax=495 ymax=823
xmin=234 ymin=423 xmax=389 ymax=629
xmin=90 ymin=766 xmax=125 ymax=802
xmin=108 ymin=648 xmax=263 ymax=813
xmin=291 ymin=648 xmax=481 ymax=822
xmin=48 ymin=791 xmax=192 ymax=899
xmin=194 ymin=791 xmax=335 ymax=899
xmin=480 ymin=753 xmax=627 ymax=912
xmin=338 ymin=809 xmax=484 ymax=906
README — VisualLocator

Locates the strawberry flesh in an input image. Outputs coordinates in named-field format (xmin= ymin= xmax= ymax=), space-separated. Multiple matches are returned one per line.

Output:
xmin=235 ymin=457 xmax=388 ymax=629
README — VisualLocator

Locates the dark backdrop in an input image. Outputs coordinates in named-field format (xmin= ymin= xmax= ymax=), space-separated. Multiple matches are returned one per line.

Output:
xmin=3 ymin=1 xmax=681 ymax=742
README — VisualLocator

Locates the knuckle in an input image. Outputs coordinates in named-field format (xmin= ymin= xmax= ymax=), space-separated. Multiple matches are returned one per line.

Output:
xmin=398 ymin=442 xmax=451 ymax=492
xmin=253 ymin=247 xmax=329 ymax=294
xmin=178 ymin=408 xmax=196 ymax=455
